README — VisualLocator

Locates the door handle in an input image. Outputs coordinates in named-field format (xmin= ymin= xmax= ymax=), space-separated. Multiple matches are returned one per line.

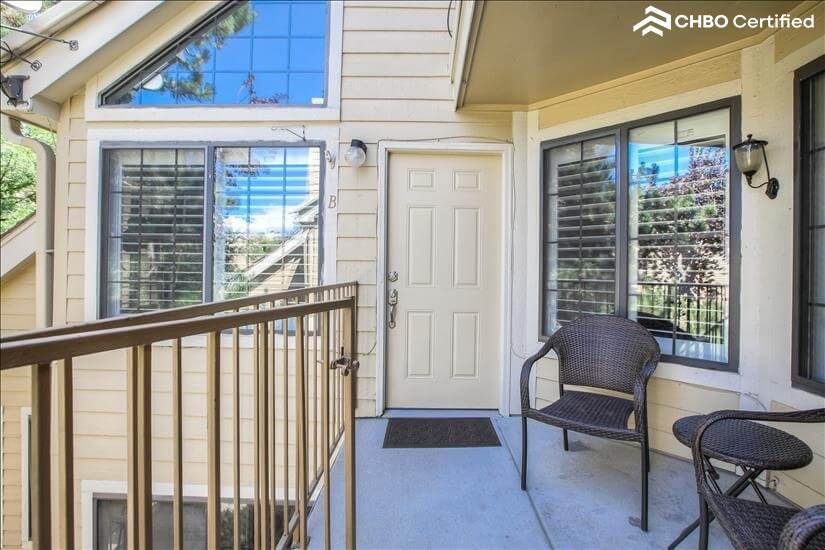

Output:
xmin=388 ymin=289 xmax=398 ymax=329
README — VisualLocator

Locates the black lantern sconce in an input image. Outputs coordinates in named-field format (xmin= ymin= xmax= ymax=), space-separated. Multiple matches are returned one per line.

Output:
xmin=732 ymin=134 xmax=779 ymax=199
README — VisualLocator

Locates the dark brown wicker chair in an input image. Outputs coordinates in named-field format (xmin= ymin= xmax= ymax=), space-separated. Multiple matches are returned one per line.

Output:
xmin=520 ymin=314 xmax=661 ymax=531
xmin=692 ymin=409 xmax=825 ymax=550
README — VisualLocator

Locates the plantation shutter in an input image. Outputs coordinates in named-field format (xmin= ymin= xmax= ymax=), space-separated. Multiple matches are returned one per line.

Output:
xmin=542 ymin=136 xmax=618 ymax=335
xmin=104 ymin=148 xmax=206 ymax=316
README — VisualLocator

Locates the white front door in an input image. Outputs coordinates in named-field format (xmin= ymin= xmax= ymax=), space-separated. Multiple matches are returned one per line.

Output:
xmin=386 ymin=153 xmax=502 ymax=409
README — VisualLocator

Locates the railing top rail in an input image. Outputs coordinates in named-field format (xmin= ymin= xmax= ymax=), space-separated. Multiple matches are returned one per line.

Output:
xmin=1 ymin=296 xmax=355 ymax=371
xmin=0 ymin=281 xmax=357 ymax=344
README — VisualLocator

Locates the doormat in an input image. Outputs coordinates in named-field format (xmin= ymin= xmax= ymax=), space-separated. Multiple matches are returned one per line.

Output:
xmin=382 ymin=417 xmax=501 ymax=448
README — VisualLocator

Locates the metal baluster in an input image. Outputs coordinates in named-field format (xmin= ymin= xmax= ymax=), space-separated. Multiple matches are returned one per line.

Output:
xmin=296 ymin=315 xmax=309 ymax=548
xmin=207 ymin=331 xmax=221 ymax=548
xmin=172 ymin=339 xmax=184 ymax=550
xmin=136 ymin=344 xmax=153 ymax=550
xmin=31 ymin=361 xmax=51 ymax=550
xmin=58 ymin=357 xmax=74 ymax=550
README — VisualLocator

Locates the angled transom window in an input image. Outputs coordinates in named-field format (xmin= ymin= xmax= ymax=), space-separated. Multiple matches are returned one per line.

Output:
xmin=101 ymin=0 xmax=329 ymax=107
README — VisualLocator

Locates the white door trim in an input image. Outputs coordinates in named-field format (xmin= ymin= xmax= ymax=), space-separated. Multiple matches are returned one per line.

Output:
xmin=376 ymin=141 xmax=514 ymax=416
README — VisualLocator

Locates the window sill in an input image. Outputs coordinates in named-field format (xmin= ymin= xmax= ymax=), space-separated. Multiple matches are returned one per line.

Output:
xmin=791 ymin=378 xmax=825 ymax=398
xmin=84 ymin=105 xmax=341 ymax=123
xmin=531 ymin=344 xmax=741 ymax=393
xmin=654 ymin=360 xmax=740 ymax=393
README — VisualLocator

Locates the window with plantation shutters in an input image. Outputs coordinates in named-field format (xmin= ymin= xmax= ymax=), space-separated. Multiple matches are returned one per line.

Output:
xmin=794 ymin=58 xmax=825 ymax=394
xmin=101 ymin=144 xmax=322 ymax=318
xmin=542 ymin=136 xmax=617 ymax=335
xmin=541 ymin=100 xmax=739 ymax=371
xmin=104 ymin=148 xmax=206 ymax=316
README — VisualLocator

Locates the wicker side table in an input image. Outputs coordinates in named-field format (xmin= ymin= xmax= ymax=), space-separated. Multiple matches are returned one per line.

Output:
xmin=668 ymin=414 xmax=813 ymax=549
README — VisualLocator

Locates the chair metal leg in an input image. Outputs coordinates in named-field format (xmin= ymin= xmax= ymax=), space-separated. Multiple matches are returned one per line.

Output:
xmin=668 ymin=468 xmax=762 ymax=549
xmin=699 ymin=496 xmax=710 ymax=550
xmin=640 ymin=442 xmax=649 ymax=532
xmin=643 ymin=414 xmax=650 ymax=473
xmin=562 ymin=429 xmax=569 ymax=451
xmin=521 ymin=416 xmax=527 ymax=491
xmin=645 ymin=437 xmax=650 ymax=473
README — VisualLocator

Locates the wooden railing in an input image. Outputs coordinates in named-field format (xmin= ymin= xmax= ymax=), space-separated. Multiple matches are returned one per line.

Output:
xmin=0 ymin=282 xmax=359 ymax=550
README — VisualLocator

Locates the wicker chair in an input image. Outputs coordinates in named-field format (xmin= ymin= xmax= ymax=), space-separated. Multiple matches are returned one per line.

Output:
xmin=520 ymin=314 xmax=661 ymax=531
xmin=692 ymin=409 xmax=825 ymax=550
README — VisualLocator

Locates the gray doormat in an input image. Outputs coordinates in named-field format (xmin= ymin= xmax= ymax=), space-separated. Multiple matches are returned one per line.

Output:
xmin=382 ymin=417 xmax=501 ymax=448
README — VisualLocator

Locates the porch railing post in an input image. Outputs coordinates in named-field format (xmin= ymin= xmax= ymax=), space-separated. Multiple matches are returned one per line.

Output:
xmin=321 ymin=310 xmax=331 ymax=550
xmin=206 ymin=331 xmax=221 ymax=548
xmin=259 ymin=321 xmax=271 ymax=547
xmin=295 ymin=315 xmax=309 ymax=548
xmin=31 ymin=361 xmax=51 ymax=550
xmin=58 ymin=357 xmax=74 ymax=550
xmin=136 ymin=344 xmax=153 ymax=550
xmin=126 ymin=348 xmax=139 ymax=550
xmin=172 ymin=339 xmax=184 ymax=550
xmin=232 ymin=325 xmax=241 ymax=550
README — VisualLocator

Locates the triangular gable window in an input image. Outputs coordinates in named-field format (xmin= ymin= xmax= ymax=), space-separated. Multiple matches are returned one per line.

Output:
xmin=101 ymin=1 xmax=328 ymax=106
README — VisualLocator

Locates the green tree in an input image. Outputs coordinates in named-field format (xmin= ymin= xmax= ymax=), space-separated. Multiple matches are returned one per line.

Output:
xmin=0 ymin=124 xmax=56 ymax=233
xmin=1 ymin=1 xmax=60 ymax=36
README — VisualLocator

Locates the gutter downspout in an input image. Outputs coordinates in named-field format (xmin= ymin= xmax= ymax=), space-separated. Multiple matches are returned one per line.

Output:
xmin=2 ymin=115 xmax=55 ymax=328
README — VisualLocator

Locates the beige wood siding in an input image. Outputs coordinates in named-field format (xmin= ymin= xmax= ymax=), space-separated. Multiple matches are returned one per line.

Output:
xmin=769 ymin=401 xmax=825 ymax=508
xmin=339 ymin=0 xmax=512 ymax=415
xmin=54 ymin=93 xmax=88 ymax=326
xmin=1 ymin=258 xmax=36 ymax=335
xmin=1 ymin=259 xmax=36 ymax=548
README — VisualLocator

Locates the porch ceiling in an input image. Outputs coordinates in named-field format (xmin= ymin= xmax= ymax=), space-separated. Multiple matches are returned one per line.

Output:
xmin=462 ymin=0 xmax=805 ymax=107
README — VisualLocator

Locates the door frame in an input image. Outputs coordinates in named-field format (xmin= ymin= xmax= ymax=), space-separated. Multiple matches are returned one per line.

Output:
xmin=376 ymin=141 xmax=514 ymax=416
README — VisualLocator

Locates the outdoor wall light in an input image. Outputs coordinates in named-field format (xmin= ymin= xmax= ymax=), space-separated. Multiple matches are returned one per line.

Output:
xmin=732 ymin=134 xmax=780 ymax=199
xmin=344 ymin=139 xmax=367 ymax=168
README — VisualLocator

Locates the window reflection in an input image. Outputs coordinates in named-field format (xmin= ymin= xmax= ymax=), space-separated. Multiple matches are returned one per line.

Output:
xmin=103 ymin=1 xmax=328 ymax=106
xmin=628 ymin=109 xmax=731 ymax=364
xmin=213 ymin=146 xmax=321 ymax=300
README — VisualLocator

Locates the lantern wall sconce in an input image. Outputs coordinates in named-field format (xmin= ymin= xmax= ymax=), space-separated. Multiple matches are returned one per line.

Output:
xmin=732 ymin=134 xmax=779 ymax=199
xmin=344 ymin=139 xmax=367 ymax=168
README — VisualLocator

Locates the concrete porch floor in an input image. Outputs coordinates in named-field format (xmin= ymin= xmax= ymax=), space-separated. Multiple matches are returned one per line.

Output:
xmin=308 ymin=411 xmax=780 ymax=549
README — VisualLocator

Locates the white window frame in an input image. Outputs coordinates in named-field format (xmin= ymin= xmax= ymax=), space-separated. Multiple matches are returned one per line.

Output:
xmin=83 ymin=1 xmax=343 ymax=123
xmin=20 ymin=407 xmax=32 ymax=549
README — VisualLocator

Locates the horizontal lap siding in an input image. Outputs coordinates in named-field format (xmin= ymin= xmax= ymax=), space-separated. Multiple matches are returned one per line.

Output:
xmin=0 ymin=260 xmax=36 ymax=335
xmin=769 ymin=401 xmax=825 ymax=507
xmin=1 ymin=261 xmax=36 ymax=548
xmin=340 ymin=1 xmax=511 ymax=416
xmin=55 ymin=93 xmax=88 ymax=326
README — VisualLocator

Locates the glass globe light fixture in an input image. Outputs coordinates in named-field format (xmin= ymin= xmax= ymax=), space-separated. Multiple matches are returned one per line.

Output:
xmin=344 ymin=139 xmax=367 ymax=168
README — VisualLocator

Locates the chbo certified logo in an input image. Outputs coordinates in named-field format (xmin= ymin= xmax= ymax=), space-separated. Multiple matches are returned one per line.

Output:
xmin=633 ymin=4 xmax=815 ymax=37
xmin=633 ymin=5 xmax=672 ymax=37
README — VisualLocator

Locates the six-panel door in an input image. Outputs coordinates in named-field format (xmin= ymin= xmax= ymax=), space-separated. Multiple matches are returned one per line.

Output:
xmin=387 ymin=153 xmax=502 ymax=409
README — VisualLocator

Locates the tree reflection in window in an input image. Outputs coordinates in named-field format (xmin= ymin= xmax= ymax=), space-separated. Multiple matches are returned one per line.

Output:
xmin=102 ymin=1 xmax=328 ymax=106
